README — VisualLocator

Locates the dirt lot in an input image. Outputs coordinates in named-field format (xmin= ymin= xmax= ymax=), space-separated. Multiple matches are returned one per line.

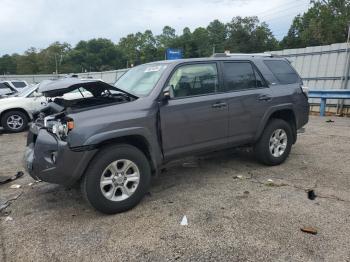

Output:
xmin=0 ymin=116 xmax=350 ymax=262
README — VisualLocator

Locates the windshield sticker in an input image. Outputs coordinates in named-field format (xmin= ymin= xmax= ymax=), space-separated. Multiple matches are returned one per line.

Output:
xmin=144 ymin=66 xmax=163 ymax=73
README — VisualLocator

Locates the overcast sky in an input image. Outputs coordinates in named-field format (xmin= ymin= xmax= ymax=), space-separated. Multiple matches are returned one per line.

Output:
xmin=0 ymin=0 xmax=310 ymax=56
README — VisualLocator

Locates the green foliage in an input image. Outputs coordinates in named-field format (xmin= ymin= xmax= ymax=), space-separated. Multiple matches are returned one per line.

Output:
xmin=281 ymin=0 xmax=350 ymax=48
xmin=225 ymin=17 xmax=278 ymax=52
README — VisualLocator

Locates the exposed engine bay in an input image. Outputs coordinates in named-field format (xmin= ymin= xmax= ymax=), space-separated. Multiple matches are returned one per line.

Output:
xmin=32 ymin=78 xmax=137 ymax=139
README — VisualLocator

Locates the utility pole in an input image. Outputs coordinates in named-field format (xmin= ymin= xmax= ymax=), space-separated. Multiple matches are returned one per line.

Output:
xmin=338 ymin=23 xmax=350 ymax=115
xmin=55 ymin=54 xmax=58 ymax=75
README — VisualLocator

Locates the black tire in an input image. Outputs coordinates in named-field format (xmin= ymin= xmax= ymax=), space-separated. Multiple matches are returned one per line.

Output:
xmin=81 ymin=144 xmax=151 ymax=214
xmin=254 ymin=119 xmax=293 ymax=166
xmin=1 ymin=110 xmax=29 ymax=133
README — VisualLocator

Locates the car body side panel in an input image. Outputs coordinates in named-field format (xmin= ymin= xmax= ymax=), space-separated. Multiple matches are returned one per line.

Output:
xmin=159 ymin=93 xmax=229 ymax=160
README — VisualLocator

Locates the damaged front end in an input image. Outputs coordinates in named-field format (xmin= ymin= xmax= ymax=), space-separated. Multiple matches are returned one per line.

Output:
xmin=24 ymin=78 xmax=137 ymax=186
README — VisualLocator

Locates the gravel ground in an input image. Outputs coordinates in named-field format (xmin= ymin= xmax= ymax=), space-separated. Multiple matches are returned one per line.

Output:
xmin=0 ymin=116 xmax=350 ymax=262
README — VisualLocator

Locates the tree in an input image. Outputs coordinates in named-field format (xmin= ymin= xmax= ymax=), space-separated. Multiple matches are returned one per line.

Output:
xmin=177 ymin=27 xmax=196 ymax=58
xmin=281 ymin=0 xmax=350 ymax=48
xmin=37 ymin=42 xmax=72 ymax=74
xmin=157 ymin=26 xmax=177 ymax=48
xmin=69 ymin=38 xmax=124 ymax=72
xmin=16 ymin=47 xmax=40 ymax=74
xmin=225 ymin=16 xmax=278 ymax=53
xmin=207 ymin=19 xmax=227 ymax=53
xmin=192 ymin=27 xmax=211 ymax=57
xmin=0 ymin=54 xmax=18 ymax=74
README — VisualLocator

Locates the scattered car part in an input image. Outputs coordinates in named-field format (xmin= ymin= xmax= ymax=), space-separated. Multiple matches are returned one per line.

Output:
xmin=301 ymin=226 xmax=318 ymax=235
xmin=0 ymin=171 xmax=24 ymax=185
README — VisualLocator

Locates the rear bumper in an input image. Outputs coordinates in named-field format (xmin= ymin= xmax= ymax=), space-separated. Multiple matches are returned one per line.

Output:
xmin=24 ymin=126 xmax=97 ymax=186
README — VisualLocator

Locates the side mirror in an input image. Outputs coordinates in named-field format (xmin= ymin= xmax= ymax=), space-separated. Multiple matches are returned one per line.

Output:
xmin=162 ymin=85 xmax=174 ymax=102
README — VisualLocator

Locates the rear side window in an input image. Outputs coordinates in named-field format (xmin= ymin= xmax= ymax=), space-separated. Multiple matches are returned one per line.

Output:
xmin=221 ymin=62 xmax=265 ymax=92
xmin=264 ymin=60 xmax=300 ymax=84
xmin=11 ymin=81 xmax=27 ymax=88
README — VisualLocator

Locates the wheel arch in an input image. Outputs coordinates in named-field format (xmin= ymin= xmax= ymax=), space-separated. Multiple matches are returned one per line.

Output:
xmin=255 ymin=105 xmax=297 ymax=143
xmin=81 ymin=134 xmax=159 ymax=178
xmin=0 ymin=108 xmax=31 ymax=125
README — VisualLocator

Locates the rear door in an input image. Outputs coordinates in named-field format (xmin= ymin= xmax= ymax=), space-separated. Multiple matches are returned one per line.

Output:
xmin=219 ymin=61 xmax=272 ymax=143
xmin=159 ymin=62 xmax=229 ymax=159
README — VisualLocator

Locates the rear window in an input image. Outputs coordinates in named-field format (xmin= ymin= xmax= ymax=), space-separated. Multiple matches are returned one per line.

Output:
xmin=264 ymin=60 xmax=301 ymax=84
xmin=11 ymin=81 xmax=27 ymax=88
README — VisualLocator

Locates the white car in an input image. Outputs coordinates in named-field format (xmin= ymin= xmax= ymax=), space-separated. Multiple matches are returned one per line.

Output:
xmin=0 ymin=84 xmax=48 ymax=132
xmin=1 ymin=80 xmax=30 ymax=92
xmin=0 ymin=79 xmax=95 ymax=132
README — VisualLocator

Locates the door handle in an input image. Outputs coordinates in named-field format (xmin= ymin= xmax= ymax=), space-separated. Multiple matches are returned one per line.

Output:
xmin=212 ymin=102 xmax=227 ymax=108
xmin=257 ymin=94 xmax=272 ymax=101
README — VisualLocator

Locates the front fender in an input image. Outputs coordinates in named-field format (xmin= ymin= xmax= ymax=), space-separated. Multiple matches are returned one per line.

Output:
xmin=83 ymin=127 xmax=153 ymax=146
xmin=79 ymin=126 xmax=162 ymax=172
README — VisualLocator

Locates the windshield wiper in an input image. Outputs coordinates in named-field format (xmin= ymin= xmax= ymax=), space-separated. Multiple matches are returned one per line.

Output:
xmin=114 ymin=85 xmax=138 ymax=99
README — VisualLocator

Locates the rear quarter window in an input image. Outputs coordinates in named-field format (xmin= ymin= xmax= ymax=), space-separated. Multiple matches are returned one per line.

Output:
xmin=11 ymin=81 xmax=27 ymax=88
xmin=264 ymin=60 xmax=301 ymax=84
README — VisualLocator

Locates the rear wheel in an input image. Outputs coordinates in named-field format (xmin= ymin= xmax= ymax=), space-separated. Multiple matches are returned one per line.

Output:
xmin=81 ymin=144 xmax=151 ymax=214
xmin=1 ymin=110 xmax=28 ymax=132
xmin=254 ymin=119 xmax=293 ymax=166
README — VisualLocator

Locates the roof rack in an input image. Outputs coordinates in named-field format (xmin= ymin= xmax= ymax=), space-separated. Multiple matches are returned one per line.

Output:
xmin=211 ymin=53 xmax=276 ymax=58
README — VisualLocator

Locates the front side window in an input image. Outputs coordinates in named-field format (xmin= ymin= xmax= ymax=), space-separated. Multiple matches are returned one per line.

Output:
xmin=264 ymin=60 xmax=301 ymax=84
xmin=221 ymin=62 xmax=262 ymax=92
xmin=115 ymin=63 xmax=168 ymax=97
xmin=169 ymin=63 xmax=218 ymax=98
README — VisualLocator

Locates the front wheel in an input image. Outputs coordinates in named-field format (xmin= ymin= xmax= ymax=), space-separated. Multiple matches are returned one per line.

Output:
xmin=254 ymin=119 xmax=293 ymax=166
xmin=81 ymin=144 xmax=151 ymax=214
xmin=1 ymin=110 xmax=29 ymax=132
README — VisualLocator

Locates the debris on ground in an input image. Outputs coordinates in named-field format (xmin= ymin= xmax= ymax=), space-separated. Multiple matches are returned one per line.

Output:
xmin=307 ymin=190 xmax=317 ymax=200
xmin=264 ymin=179 xmax=288 ymax=187
xmin=0 ymin=192 xmax=23 ymax=213
xmin=325 ymin=119 xmax=334 ymax=123
xmin=4 ymin=216 xmax=13 ymax=222
xmin=301 ymin=226 xmax=318 ymax=235
xmin=9 ymin=184 xmax=21 ymax=189
xmin=244 ymin=191 xmax=250 ymax=195
xmin=0 ymin=171 xmax=24 ymax=185
xmin=28 ymin=183 xmax=33 ymax=186
xmin=0 ymin=203 xmax=10 ymax=212
xmin=180 ymin=215 xmax=188 ymax=226
xmin=233 ymin=175 xmax=244 ymax=179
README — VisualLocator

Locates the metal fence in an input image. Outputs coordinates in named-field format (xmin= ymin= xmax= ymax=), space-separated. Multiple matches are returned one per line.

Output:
xmin=269 ymin=42 xmax=350 ymax=114
xmin=0 ymin=69 xmax=128 ymax=85
xmin=1 ymin=42 xmax=350 ymax=114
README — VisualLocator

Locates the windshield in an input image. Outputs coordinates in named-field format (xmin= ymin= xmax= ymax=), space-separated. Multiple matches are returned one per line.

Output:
xmin=15 ymin=84 xmax=38 ymax=97
xmin=114 ymin=63 xmax=167 ymax=97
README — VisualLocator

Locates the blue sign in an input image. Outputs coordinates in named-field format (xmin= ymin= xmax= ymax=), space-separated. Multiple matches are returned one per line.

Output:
xmin=166 ymin=48 xmax=183 ymax=60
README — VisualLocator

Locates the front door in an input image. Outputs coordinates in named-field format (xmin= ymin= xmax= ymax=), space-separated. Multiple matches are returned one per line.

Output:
xmin=159 ymin=62 xmax=229 ymax=160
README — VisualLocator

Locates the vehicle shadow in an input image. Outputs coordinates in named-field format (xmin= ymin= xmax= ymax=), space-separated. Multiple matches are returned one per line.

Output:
xmin=23 ymin=147 xmax=259 ymax=217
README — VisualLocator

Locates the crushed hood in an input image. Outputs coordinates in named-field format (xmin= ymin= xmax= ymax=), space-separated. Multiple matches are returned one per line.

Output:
xmin=38 ymin=78 xmax=137 ymax=98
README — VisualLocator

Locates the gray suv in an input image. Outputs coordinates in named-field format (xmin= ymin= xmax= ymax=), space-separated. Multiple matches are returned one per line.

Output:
xmin=24 ymin=54 xmax=309 ymax=214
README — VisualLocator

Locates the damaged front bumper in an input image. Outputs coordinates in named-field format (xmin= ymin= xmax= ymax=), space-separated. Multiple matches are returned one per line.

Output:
xmin=24 ymin=124 xmax=97 ymax=187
